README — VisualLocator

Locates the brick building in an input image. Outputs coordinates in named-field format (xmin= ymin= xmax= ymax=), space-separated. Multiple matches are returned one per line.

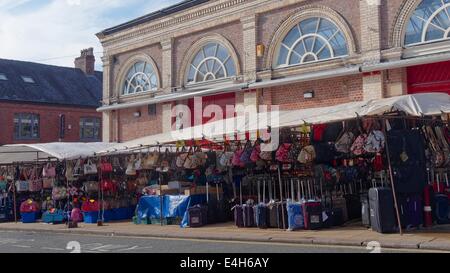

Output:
xmin=97 ymin=0 xmax=450 ymax=143
xmin=0 ymin=48 xmax=103 ymax=145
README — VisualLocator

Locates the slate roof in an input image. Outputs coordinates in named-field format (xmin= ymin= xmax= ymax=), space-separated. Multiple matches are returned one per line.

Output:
xmin=0 ymin=58 xmax=102 ymax=108
xmin=99 ymin=0 xmax=210 ymax=36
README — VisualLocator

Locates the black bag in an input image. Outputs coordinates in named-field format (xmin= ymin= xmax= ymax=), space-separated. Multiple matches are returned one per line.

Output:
xmin=313 ymin=143 xmax=336 ymax=164
xmin=434 ymin=194 xmax=450 ymax=225
xmin=398 ymin=193 xmax=423 ymax=228
xmin=323 ymin=122 xmax=344 ymax=142
xmin=387 ymin=129 xmax=427 ymax=194
xmin=345 ymin=194 xmax=362 ymax=220
xmin=243 ymin=204 xmax=255 ymax=227
xmin=369 ymin=188 xmax=397 ymax=234
xmin=323 ymin=208 xmax=344 ymax=228
xmin=276 ymin=202 xmax=288 ymax=229
xmin=268 ymin=204 xmax=278 ymax=228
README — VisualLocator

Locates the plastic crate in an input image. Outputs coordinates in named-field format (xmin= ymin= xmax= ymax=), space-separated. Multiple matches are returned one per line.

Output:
xmin=133 ymin=216 xmax=151 ymax=225
xmin=127 ymin=206 xmax=136 ymax=219
xmin=42 ymin=211 xmax=65 ymax=224
xmin=83 ymin=211 xmax=99 ymax=224
xmin=21 ymin=212 xmax=37 ymax=224
xmin=103 ymin=210 xmax=114 ymax=222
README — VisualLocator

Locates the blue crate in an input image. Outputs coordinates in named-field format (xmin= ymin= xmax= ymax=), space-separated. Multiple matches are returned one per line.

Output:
xmin=127 ymin=206 xmax=136 ymax=219
xmin=83 ymin=211 xmax=99 ymax=224
xmin=42 ymin=210 xmax=66 ymax=224
xmin=102 ymin=210 xmax=114 ymax=222
xmin=21 ymin=212 xmax=37 ymax=224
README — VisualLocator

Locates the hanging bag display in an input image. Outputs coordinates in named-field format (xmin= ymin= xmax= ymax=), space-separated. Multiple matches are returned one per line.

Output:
xmin=100 ymin=158 xmax=113 ymax=173
xmin=72 ymin=159 xmax=83 ymax=177
xmin=298 ymin=145 xmax=316 ymax=164
xmin=276 ymin=143 xmax=292 ymax=163
xmin=364 ymin=130 xmax=385 ymax=154
xmin=52 ymin=186 xmax=67 ymax=201
xmin=350 ymin=134 xmax=368 ymax=156
xmin=142 ymin=151 xmax=160 ymax=170
xmin=42 ymin=163 xmax=56 ymax=178
xmin=65 ymin=161 xmax=76 ymax=181
xmin=335 ymin=132 xmax=355 ymax=154
xmin=83 ymin=159 xmax=98 ymax=175
xmin=28 ymin=167 xmax=43 ymax=192
xmin=232 ymin=143 xmax=245 ymax=168
xmin=239 ymin=141 xmax=253 ymax=165
xmin=125 ymin=156 xmax=137 ymax=176
xmin=15 ymin=168 xmax=30 ymax=193
xmin=83 ymin=180 xmax=99 ymax=193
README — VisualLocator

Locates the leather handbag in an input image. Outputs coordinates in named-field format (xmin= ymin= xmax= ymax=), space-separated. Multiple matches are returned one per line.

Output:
xmin=275 ymin=143 xmax=292 ymax=163
xmin=240 ymin=141 xmax=253 ymax=165
xmin=351 ymin=134 xmax=368 ymax=156
xmin=52 ymin=186 xmax=67 ymax=201
xmin=83 ymin=181 xmax=99 ymax=193
xmin=83 ymin=159 xmax=98 ymax=175
xmin=125 ymin=157 xmax=137 ymax=176
xmin=16 ymin=168 xmax=30 ymax=192
xmin=42 ymin=178 xmax=55 ymax=189
xmin=100 ymin=179 xmax=117 ymax=193
xmin=73 ymin=159 xmax=83 ymax=177
xmin=364 ymin=130 xmax=385 ymax=153
xmin=298 ymin=145 xmax=316 ymax=164
xmin=335 ymin=132 xmax=355 ymax=154
xmin=100 ymin=159 xmax=113 ymax=173
xmin=65 ymin=161 xmax=76 ymax=181
xmin=142 ymin=152 xmax=160 ymax=169
xmin=42 ymin=163 xmax=56 ymax=178
xmin=28 ymin=168 xmax=43 ymax=192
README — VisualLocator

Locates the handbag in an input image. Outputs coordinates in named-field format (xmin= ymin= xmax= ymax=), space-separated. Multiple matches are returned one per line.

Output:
xmin=83 ymin=181 xmax=99 ymax=193
xmin=28 ymin=168 xmax=43 ymax=192
xmin=232 ymin=145 xmax=245 ymax=168
xmin=351 ymin=134 xmax=368 ymax=156
xmin=125 ymin=157 xmax=137 ymax=176
xmin=83 ymin=159 xmax=98 ymax=175
xmin=240 ymin=141 xmax=254 ymax=165
xmin=335 ymin=132 xmax=355 ymax=154
xmin=298 ymin=145 xmax=316 ymax=164
xmin=134 ymin=154 xmax=143 ymax=171
xmin=100 ymin=179 xmax=117 ymax=194
xmin=42 ymin=163 xmax=56 ymax=178
xmin=16 ymin=168 xmax=30 ymax=192
xmin=52 ymin=186 xmax=67 ymax=201
xmin=142 ymin=152 xmax=160 ymax=169
xmin=364 ymin=130 xmax=385 ymax=153
xmin=275 ymin=143 xmax=292 ymax=163
xmin=65 ymin=161 xmax=76 ymax=181
xmin=73 ymin=159 xmax=83 ymax=177
xmin=100 ymin=159 xmax=113 ymax=173
xmin=43 ymin=177 xmax=55 ymax=189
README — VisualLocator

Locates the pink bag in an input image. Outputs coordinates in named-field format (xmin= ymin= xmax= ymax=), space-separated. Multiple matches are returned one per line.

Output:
xmin=250 ymin=145 xmax=261 ymax=163
xmin=29 ymin=168 xmax=43 ymax=192
xmin=351 ymin=134 xmax=368 ymax=156
xmin=276 ymin=143 xmax=292 ymax=163
xmin=42 ymin=163 xmax=56 ymax=178
xmin=70 ymin=208 xmax=83 ymax=223
xmin=232 ymin=148 xmax=245 ymax=168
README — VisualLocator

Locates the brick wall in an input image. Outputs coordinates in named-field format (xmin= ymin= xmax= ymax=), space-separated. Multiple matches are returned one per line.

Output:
xmin=380 ymin=0 xmax=405 ymax=49
xmin=263 ymin=75 xmax=364 ymax=111
xmin=117 ymin=104 xmax=163 ymax=142
xmin=0 ymin=102 xmax=101 ymax=145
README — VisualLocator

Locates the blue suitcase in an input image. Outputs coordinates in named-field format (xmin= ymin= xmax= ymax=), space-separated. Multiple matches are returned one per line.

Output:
xmin=434 ymin=194 xmax=450 ymax=225
xmin=287 ymin=201 xmax=304 ymax=231
xmin=398 ymin=194 xmax=423 ymax=228
xmin=254 ymin=204 xmax=269 ymax=229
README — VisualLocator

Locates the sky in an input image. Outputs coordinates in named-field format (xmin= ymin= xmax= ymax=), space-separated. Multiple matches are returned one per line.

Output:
xmin=0 ymin=0 xmax=180 ymax=71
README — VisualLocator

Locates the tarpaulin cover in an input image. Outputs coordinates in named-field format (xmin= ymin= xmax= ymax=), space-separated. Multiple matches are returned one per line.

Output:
xmin=99 ymin=93 xmax=450 ymax=153
xmin=136 ymin=195 xmax=207 ymax=227
xmin=0 ymin=142 xmax=116 ymax=164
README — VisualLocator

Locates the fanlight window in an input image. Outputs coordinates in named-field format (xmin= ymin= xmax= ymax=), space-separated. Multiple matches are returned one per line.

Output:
xmin=187 ymin=42 xmax=237 ymax=84
xmin=276 ymin=17 xmax=348 ymax=67
xmin=122 ymin=61 xmax=158 ymax=95
xmin=405 ymin=0 xmax=450 ymax=45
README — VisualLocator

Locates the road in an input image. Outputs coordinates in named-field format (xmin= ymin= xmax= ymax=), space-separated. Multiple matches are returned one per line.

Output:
xmin=0 ymin=230 xmax=437 ymax=253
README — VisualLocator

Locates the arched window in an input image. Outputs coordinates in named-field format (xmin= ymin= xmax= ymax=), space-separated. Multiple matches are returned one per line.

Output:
xmin=276 ymin=17 xmax=348 ymax=67
xmin=122 ymin=61 xmax=159 ymax=95
xmin=187 ymin=42 xmax=237 ymax=84
xmin=405 ymin=0 xmax=450 ymax=46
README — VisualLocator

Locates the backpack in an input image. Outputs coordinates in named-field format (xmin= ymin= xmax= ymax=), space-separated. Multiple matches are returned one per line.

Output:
xmin=351 ymin=134 xmax=368 ymax=156
xmin=311 ymin=124 xmax=327 ymax=143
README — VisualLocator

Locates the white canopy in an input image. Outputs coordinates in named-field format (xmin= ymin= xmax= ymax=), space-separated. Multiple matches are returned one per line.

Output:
xmin=99 ymin=93 xmax=450 ymax=154
xmin=0 ymin=142 xmax=116 ymax=165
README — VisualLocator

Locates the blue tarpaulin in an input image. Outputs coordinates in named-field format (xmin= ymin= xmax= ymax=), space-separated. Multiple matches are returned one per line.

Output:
xmin=136 ymin=195 xmax=207 ymax=228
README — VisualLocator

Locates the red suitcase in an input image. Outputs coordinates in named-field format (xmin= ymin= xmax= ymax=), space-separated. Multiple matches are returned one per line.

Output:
xmin=303 ymin=201 xmax=323 ymax=230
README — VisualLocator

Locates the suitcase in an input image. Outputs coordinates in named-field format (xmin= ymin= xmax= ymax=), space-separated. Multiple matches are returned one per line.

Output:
xmin=287 ymin=201 xmax=304 ymax=231
xmin=188 ymin=205 xmax=208 ymax=228
xmin=361 ymin=193 xmax=371 ymax=227
xmin=268 ymin=204 xmax=278 ymax=228
xmin=369 ymin=188 xmax=397 ymax=233
xmin=233 ymin=205 xmax=244 ymax=228
xmin=303 ymin=201 xmax=323 ymax=230
xmin=345 ymin=194 xmax=362 ymax=220
xmin=398 ymin=194 xmax=423 ymax=228
xmin=254 ymin=204 xmax=269 ymax=229
xmin=242 ymin=204 xmax=255 ymax=227
xmin=323 ymin=208 xmax=344 ymax=228
xmin=277 ymin=202 xmax=288 ymax=230
xmin=332 ymin=196 xmax=348 ymax=223
xmin=434 ymin=194 xmax=450 ymax=225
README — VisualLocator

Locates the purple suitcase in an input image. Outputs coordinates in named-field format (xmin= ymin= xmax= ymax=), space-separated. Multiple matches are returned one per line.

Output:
xmin=243 ymin=204 xmax=255 ymax=227
xmin=233 ymin=205 xmax=244 ymax=228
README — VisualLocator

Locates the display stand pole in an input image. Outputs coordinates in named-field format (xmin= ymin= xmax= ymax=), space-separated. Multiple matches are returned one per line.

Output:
xmin=383 ymin=120 xmax=404 ymax=236
xmin=12 ymin=164 xmax=17 ymax=223
xmin=277 ymin=165 xmax=286 ymax=230
xmin=159 ymin=171 xmax=164 ymax=226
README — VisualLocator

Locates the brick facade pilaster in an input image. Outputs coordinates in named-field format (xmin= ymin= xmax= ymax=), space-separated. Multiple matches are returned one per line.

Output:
xmin=241 ymin=15 xmax=257 ymax=82
xmin=161 ymin=38 xmax=173 ymax=93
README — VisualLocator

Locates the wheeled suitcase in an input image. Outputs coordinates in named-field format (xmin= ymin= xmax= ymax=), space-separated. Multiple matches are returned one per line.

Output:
xmin=277 ymin=202 xmax=288 ymax=230
xmin=434 ymin=194 xmax=450 ymax=225
xmin=287 ymin=201 xmax=304 ymax=231
xmin=369 ymin=188 xmax=397 ymax=233
xmin=361 ymin=193 xmax=371 ymax=227
xmin=254 ymin=204 xmax=269 ymax=229
xmin=345 ymin=194 xmax=362 ymax=220
xmin=303 ymin=201 xmax=323 ymax=230
xmin=332 ymin=196 xmax=348 ymax=223
xmin=268 ymin=204 xmax=278 ymax=228
xmin=323 ymin=208 xmax=344 ymax=228
xmin=398 ymin=194 xmax=423 ymax=228
xmin=243 ymin=204 xmax=255 ymax=227
xmin=233 ymin=205 xmax=244 ymax=228
xmin=188 ymin=205 xmax=208 ymax=228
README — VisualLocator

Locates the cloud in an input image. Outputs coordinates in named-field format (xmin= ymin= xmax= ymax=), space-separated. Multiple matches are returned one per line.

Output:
xmin=0 ymin=0 xmax=180 ymax=71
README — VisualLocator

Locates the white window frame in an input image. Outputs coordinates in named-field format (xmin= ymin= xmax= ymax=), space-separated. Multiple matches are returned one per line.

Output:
xmin=122 ymin=61 xmax=159 ymax=96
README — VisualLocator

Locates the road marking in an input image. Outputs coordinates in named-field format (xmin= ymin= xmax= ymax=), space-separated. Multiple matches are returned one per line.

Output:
xmin=41 ymin=247 xmax=65 ymax=251
xmin=13 ymin=245 xmax=31 ymax=248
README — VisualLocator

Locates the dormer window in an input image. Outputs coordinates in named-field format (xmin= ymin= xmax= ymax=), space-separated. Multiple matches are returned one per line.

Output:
xmin=21 ymin=76 xmax=35 ymax=83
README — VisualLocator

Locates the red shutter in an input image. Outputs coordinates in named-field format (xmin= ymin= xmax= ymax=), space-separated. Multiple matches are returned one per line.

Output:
xmin=407 ymin=61 xmax=450 ymax=95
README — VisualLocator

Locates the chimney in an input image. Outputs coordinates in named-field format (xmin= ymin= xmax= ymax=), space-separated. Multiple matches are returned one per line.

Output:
xmin=75 ymin=48 xmax=95 ymax=75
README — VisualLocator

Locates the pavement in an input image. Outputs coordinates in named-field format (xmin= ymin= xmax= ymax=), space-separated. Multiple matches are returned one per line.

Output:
xmin=0 ymin=220 xmax=450 ymax=252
